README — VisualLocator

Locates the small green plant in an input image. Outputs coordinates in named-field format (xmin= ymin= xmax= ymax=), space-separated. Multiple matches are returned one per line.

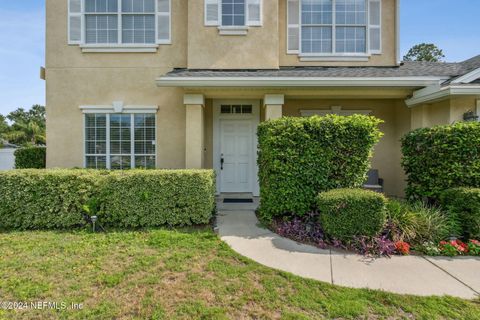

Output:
xmin=386 ymin=200 xmax=461 ymax=248
xmin=418 ymin=242 xmax=441 ymax=256
xmin=317 ymin=188 xmax=387 ymax=242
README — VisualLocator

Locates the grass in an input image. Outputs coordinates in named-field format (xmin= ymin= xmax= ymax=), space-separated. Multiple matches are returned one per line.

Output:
xmin=0 ymin=229 xmax=479 ymax=319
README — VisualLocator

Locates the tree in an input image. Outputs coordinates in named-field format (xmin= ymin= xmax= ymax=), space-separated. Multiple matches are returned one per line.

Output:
xmin=403 ymin=43 xmax=445 ymax=62
xmin=0 ymin=115 xmax=7 ymax=135
xmin=1 ymin=105 xmax=46 ymax=146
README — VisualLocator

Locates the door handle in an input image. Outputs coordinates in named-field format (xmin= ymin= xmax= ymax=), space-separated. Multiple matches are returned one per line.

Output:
xmin=220 ymin=155 xmax=224 ymax=170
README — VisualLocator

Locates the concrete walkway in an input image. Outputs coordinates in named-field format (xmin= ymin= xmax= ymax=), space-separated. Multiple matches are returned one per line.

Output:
xmin=216 ymin=199 xmax=480 ymax=299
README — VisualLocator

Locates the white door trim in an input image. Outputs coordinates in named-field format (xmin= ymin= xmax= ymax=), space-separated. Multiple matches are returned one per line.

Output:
xmin=213 ymin=99 xmax=260 ymax=196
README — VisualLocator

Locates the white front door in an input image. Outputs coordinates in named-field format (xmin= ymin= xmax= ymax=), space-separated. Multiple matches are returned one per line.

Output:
xmin=213 ymin=100 xmax=260 ymax=195
xmin=220 ymin=120 xmax=253 ymax=192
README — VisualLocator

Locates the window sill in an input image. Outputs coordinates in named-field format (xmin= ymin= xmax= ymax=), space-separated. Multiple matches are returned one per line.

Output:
xmin=217 ymin=26 xmax=249 ymax=36
xmin=299 ymin=55 xmax=370 ymax=62
xmin=80 ymin=44 xmax=159 ymax=53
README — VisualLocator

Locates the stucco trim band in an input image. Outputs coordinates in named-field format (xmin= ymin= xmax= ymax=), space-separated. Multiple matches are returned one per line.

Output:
xmin=79 ymin=104 xmax=158 ymax=114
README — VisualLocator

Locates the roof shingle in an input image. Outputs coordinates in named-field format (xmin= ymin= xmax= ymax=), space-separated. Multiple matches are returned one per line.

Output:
xmin=163 ymin=55 xmax=480 ymax=81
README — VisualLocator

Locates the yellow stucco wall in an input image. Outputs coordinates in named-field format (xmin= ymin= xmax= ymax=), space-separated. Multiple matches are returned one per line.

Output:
xmin=46 ymin=68 xmax=186 ymax=169
xmin=187 ymin=0 xmax=279 ymax=69
xmin=411 ymin=96 xmax=480 ymax=129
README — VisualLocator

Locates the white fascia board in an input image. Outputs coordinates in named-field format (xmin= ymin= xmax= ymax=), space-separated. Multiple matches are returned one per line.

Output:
xmin=156 ymin=77 xmax=443 ymax=88
xmin=405 ymin=85 xmax=480 ymax=107
xmin=451 ymin=67 xmax=480 ymax=84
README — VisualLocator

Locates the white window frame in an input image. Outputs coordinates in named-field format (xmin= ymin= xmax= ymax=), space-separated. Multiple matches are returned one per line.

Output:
xmin=288 ymin=0 xmax=381 ymax=60
xmin=80 ymin=103 xmax=158 ymax=169
xmin=71 ymin=0 xmax=172 ymax=52
xmin=205 ymin=0 xmax=263 ymax=35
xmin=299 ymin=0 xmax=369 ymax=57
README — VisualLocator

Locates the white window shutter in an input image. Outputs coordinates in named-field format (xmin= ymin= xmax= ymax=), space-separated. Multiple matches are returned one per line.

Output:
xmin=157 ymin=0 xmax=171 ymax=44
xmin=246 ymin=0 xmax=262 ymax=26
xmin=287 ymin=0 xmax=300 ymax=53
xmin=205 ymin=0 xmax=220 ymax=26
xmin=68 ymin=0 xmax=82 ymax=44
xmin=369 ymin=0 xmax=381 ymax=54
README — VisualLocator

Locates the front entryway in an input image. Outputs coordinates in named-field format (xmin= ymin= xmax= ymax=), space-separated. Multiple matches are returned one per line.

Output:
xmin=213 ymin=100 xmax=260 ymax=196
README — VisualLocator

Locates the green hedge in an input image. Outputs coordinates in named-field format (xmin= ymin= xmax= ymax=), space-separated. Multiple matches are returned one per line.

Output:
xmin=317 ymin=188 xmax=387 ymax=241
xmin=401 ymin=122 xmax=480 ymax=202
xmin=0 ymin=169 xmax=216 ymax=230
xmin=257 ymin=115 xmax=383 ymax=221
xmin=440 ymin=188 xmax=480 ymax=240
xmin=14 ymin=146 xmax=47 ymax=169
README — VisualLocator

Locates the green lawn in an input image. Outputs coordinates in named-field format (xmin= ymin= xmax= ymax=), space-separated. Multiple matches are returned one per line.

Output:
xmin=0 ymin=229 xmax=479 ymax=319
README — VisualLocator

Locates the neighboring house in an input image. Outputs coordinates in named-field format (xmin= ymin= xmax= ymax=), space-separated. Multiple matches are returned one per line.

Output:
xmin=0 ymin=143 xmax=17 ymax=170
xmin=45 ymin=0 xmax=480 ymax=197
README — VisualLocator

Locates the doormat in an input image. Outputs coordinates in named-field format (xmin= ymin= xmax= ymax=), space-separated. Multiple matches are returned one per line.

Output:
xmin=223 ymin=198 xmax=254 ymax=203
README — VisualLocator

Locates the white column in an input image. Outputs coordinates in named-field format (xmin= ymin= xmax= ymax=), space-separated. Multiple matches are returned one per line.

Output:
xmin=264 ymin=94 xmax=284 ymax=120
xmin=184 ymin=94 xmax=205 ymax=169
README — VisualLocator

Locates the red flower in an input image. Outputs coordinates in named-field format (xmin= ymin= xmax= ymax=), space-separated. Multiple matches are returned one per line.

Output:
xmin=395 ymin=241 xmax=410 ymax=255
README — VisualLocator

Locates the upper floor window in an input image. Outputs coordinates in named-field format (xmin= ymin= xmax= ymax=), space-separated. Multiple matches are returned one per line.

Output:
xmin=68 ymin=0 xmax=171 ymax=47
xmin=222 ymin=0 xmax=246 ymax=26
xmin=205 ymin=0 xmax=262 ymax=28
xmin=287 ymin=0 xmax=381 ymax=57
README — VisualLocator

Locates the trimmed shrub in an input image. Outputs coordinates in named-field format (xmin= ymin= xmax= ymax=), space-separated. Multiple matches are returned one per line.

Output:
xmin=258 ymin=115 xmax=383 ymax=221
xmin=317 ymin=188 xmax=387 ymax=242
xmin=14 ymin=146 xmax=46 ymax=169
xmin=0 ymin=169 xmax=215 ymax=230
xmin=100 ymin=170 xmax=216 ymax=228
xmin=401 ymin=122 xmax=480 ymax=202
xmin=440 ymin=188 xmax=480 ymax=239
xmin=386 ymin=200 xmax=461 ymax=246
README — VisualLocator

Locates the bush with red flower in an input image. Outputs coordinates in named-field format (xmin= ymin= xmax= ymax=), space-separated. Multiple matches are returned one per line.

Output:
xmin=395 ymin=241 xmax=410 ymax=255
xmin=439 ymin=240 xmax=469 ymax=256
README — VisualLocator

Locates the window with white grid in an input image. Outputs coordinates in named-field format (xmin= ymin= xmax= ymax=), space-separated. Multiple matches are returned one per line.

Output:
xmin=122 ymin=0 xmax=156 ymax=44
xmin=134 ymin=114 xmax=156 ymax=169
xmin=335 ymin=0 xmax=366 ymax=53
xmin=222 ymin=0 xmax=246 ymax=26
xmin=300 ymin=0 xmax=367 ymax=54
xmin=85 ymin=114 xmax=108 ymax=169
xmin=85 ymin=113 xmax=156 ymax=169
xmin=85 ymin=0 xmax=119 ymax=44
xmin=84 ymin=0 xmax=156 ymax=44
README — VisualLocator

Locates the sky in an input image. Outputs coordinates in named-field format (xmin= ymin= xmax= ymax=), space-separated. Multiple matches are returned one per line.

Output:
xmin=0 ymin=0 xmax=479 ymax=115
